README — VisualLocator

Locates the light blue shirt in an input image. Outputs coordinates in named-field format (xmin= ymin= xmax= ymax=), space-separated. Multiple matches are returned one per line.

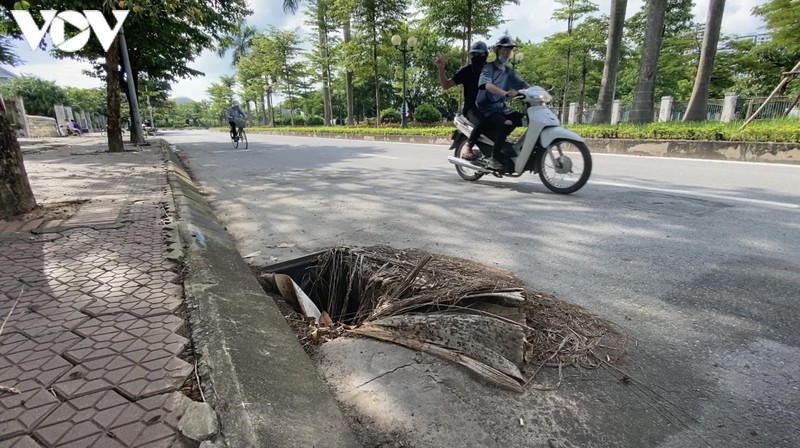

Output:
xmin=476 ymin=62 xmax=528 ymax=115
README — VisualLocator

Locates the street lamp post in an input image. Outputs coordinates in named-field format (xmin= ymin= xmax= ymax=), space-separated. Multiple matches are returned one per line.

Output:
xmin=391 ymin=34 xmax=417 ymax=128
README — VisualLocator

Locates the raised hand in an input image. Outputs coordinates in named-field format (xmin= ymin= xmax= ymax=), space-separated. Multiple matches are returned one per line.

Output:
xmin=435 ymin=52 xmax=445 ymax=69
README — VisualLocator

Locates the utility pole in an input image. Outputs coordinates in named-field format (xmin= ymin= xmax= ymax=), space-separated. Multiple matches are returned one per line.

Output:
xmin=118 ymin=27 xmax=146 ymax=145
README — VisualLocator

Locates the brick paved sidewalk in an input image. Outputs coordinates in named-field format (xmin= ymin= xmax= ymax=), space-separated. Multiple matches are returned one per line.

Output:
xmin=0 ymin=141 xmax=197 ymax=447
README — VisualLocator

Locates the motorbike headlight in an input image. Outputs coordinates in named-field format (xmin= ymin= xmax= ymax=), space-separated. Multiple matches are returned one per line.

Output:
xmin=537 ymin=91 xmax=553 ymax=103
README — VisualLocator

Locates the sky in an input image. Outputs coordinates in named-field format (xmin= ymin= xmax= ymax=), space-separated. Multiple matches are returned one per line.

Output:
xmin=1 ymin=0 xmax=769 ymax=102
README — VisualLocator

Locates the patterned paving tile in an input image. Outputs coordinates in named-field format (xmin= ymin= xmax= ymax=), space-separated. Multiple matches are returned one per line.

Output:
xmin=0 ymin=333 xmax=75 ymax=392
xmin=83 ymin=286 xmax=182 ymax=318
xmin=0 ymin=435 xmax=44 ymax=448
xmin=0 ymin=305 xmax=90 ymax=339
xmin=66 ymin=313 xmax=186 ymax=364
xmin=53 ymin=353 xmax=192 ymax=400
xmin=0 ymin=386 xmax=60 ymax=441
xmin=33 ymin=391 xmax=189 ymax=448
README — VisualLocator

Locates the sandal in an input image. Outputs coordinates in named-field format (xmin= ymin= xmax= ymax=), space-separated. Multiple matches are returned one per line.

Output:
xmin=461 ymin=147 xmax=475 ymax=160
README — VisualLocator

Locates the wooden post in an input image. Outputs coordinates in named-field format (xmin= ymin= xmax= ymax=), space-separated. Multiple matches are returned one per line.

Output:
xmin=740 ymin=60 xmax=800 ymax=130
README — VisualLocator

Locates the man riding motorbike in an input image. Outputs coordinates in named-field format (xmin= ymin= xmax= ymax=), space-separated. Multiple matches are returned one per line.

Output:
xmin=435 ymin=41 xmax=489 ymax=160
xmin=476 ymin=36 xmax=529 ymax=171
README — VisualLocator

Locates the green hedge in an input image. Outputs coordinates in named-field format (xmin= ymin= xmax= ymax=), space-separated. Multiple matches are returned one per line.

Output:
xmin=568 ymin=120 xmax=800 ymax=143
xmin=213 ymin=119 xmax=800 ymax=143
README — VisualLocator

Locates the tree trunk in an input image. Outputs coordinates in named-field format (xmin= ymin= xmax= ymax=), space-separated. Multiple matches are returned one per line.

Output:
xmin=683 ymin=0 xmax=726 ymax=121
xmin=267 ymin=87 xmax=275 ymax=127
xmin=319 ymin=14 xmax=333 ymax=126
xmin=561 ymin=14 xmax=575 ymax=121
xmin=593 ymin=0 xmax=627 ymax=124
xmin=0 ymin=106 xmax=37 ymax=219
xmin=630 ymin=0 xmax=667 ymax=124
xmin=372 ymin=22 xmax=380 ymax=127
xmin=106 ymin=35 xmax=125 ymax=153
xmin=467 ymin=0 xmax=473 ymax=52
xmin=561 ymin=45 xmax=572 ymax=121
xmin=578 ymin=54 xmax=587 ymax=124
xmin=344 ymin=19 xmax=355 ymax=126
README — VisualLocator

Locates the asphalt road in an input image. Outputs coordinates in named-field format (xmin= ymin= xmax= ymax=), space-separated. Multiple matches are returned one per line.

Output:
xmin=166 ymin=129 xmax=800 ymax=448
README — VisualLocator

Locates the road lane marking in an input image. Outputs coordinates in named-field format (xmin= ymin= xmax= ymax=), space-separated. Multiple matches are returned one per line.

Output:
xmin=591 ymin=180 xmax=799 ymax=209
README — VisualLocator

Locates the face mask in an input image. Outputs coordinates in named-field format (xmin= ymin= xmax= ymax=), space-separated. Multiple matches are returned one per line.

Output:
xmin=497 ymin=55 xmax=507 ymax=65
xmin=471 ymin=54 xmax=487 ymax=68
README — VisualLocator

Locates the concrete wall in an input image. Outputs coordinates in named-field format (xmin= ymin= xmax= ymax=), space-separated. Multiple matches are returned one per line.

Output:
xmin=25 ymin=115 xmax=60 ymax=138
xmin=586 ymin=138 xmax=800 ymax=164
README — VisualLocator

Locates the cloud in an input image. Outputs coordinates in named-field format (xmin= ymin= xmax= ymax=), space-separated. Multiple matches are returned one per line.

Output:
xmin=1 ymin=0 xmax=771 ymax=101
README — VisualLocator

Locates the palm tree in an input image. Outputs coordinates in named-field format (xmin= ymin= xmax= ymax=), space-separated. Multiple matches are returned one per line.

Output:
xmin=592 ymin=0 xmax=627 ymax=123
xmin=683 ymin=0 xmax=726 ymax=121
xmin=629 ymin=0 xmax=667 ymax=123
xmin=217 ymin=24 xmax=258 ymax=66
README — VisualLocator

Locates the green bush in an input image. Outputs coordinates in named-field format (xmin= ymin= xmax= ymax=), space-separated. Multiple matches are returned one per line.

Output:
xmin=306 ymin=115 xmax=325 ymax=126
xmin=214 ymin=117 xmax=800 ymax=143
xmin=293 ymin=115 xmax=306 ymax=126
xmin=381 ymin=108 xmax=401 ymax=123
xmin=414 ymin=103 xmax=442 ymax=124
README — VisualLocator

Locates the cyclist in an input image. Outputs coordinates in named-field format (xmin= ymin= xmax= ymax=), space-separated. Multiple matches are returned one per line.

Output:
xmin=226 ymin=100 xmax=246 ymax=141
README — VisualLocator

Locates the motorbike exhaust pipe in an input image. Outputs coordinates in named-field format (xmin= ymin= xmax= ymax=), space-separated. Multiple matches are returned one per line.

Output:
xmin=447 ymin=156 xmax=490 ymax=172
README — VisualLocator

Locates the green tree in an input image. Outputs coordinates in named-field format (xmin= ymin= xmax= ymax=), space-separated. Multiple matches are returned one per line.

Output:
xmin=217 ymin=24 xmax=258 ymax=66
xmin=552 ymin=0 xmax=598 ymax=120
xmin=0 ymin=75 xmax=69 ymax=117
xmin=571 ymin=17 xmax=607 ymax=122
xmin=593 ymin=0 xmax=627 ymax=123
xmin=65 ymin=87 xmax=107 ymax=115
xmin=0 ymin=6 xmax=36 ymax=218
xmin=627 ymin=0 xmax=695 ymax=122
xmin=2 ymin=0 xmax=251 ymax=151
xmin=207 ymin=76 xmax=236 ymax=124
xmin=237 ymin=33 xmax=283 ymax=126
xmin=305 ymin=0 xmax=339 ymax=125
xmin=754 ymin=0 xmax=800 ymax=51
xmin=684 ymin=0 xmax=726 ymax=121
xmin=336 ymin=0 xmax=407 ymax=125
xmin=416 ymin=0 xmax=516 ymax=61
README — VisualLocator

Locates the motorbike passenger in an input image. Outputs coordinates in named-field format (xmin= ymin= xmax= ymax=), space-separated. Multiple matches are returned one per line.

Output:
xmin=226 ymin=100 xmax=246 ymax=140
xmin=435 ymin=41 xmax=489 ymax=160
xmin=476 ymin=36 xmax=530 ymax=170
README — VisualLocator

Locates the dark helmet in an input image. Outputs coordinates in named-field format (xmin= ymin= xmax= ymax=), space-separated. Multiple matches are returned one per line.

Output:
xmin=469 ymin=41 xmax=488 ymax=54
xmin=494 ymin=36 xmax=516 ymax=49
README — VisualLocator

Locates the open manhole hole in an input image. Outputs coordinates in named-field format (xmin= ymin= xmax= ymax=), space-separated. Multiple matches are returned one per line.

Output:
xmin=254 ymin=246 xmax=626 ymax=392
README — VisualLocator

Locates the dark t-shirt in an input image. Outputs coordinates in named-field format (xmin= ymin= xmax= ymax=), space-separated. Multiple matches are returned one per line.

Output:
xmin=452 ymin=64 xmax=483 ymax=114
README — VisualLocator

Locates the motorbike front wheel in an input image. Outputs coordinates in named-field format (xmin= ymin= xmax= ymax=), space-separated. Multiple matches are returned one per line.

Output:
xmin=454 ymin=138 xmax=484 ymax=181
xmin=536 ymin=139 xmax=592 ymax=194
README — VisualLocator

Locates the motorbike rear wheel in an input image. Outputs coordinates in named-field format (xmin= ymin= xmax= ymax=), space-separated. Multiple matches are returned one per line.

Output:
xmin=536 ymin=139 xmax=592 ymax=194
xmin=454 ymin=139 xmax=484 ymax=181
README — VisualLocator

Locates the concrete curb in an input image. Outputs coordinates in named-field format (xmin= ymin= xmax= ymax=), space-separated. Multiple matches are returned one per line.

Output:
xmin=161 ymin=141 xmax=360 ymax=448
xmin=242 ymin=130 xmax=800 ymax=164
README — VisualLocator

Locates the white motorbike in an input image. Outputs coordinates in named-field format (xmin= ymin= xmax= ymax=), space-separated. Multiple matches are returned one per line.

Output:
xmin=447 ymin=86 xmax=592 ymax=194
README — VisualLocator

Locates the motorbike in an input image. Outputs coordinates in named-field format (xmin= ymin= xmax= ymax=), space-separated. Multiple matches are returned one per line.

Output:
xmin=447 ymin=86 xmax=592 ymax=194
xmin=142 ymin=124 xmax=158 ymax=136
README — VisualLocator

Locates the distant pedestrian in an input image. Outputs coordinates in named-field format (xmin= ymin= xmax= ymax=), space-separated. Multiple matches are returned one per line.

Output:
xmin=69 ymin=119 xmax=82 ymax=136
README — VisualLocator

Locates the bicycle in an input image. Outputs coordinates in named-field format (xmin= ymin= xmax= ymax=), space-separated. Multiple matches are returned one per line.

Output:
xmin=230 ymin=126 xmax=248 ymax=149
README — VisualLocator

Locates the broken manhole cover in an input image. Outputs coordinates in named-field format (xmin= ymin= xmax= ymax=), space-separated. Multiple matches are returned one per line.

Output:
xmin=255 ymin=246 xmax=626 ymax=391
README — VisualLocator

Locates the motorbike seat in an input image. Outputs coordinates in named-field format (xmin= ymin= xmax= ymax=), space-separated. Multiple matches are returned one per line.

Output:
xmin=454 ymin=114 xmax=495 ymax=146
